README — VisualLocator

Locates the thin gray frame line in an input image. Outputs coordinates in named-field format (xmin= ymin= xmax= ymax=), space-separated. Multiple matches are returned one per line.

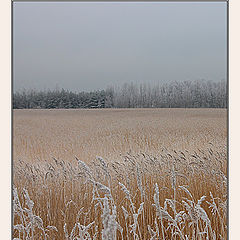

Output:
xmin=226 ymin=1 xmax=229 ymax=240
xmin=12 ymin=0 xmax=228 ymax=3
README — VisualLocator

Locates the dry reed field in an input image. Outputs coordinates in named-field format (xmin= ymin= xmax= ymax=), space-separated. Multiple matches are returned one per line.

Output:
xmin=13 ymin=108 xmax=227 ymax=240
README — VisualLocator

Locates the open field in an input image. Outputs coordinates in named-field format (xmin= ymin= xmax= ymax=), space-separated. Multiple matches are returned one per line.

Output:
xmin=13 ymin=109 xmax=227 ymax=239
xmin=13 ymin=108 xmax=227 ymax=164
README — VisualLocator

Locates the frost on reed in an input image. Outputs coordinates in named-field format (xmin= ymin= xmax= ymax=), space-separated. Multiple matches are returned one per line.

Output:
xmin=13 ymin=186 xmax=58 ymax=239
xmin=13 ymin=149 xmax=227 ymax=239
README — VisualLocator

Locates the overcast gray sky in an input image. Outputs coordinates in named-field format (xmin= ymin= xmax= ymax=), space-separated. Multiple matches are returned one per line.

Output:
xmin=13 ymin=2 xmax=227 ymax=92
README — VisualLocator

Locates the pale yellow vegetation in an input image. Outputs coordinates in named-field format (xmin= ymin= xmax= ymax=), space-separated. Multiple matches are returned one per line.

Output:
xmin=13 ymin=109 xmax=227 ymax=239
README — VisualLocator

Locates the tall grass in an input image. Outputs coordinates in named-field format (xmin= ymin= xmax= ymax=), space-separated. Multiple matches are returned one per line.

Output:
xmin=13 ymin=148 xmax=227 ymax=239
xmin=13 ymin=109 xmax=227 ymax=239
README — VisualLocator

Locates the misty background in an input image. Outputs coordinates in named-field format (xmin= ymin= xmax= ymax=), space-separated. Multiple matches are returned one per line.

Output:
xmin=13 ymin=2 xmax=227 ymax=93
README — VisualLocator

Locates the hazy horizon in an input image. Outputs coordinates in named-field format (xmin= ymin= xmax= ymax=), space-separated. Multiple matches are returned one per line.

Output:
xmin=13 ymin=78 xmax=226 ymax=94
xmin=13 ymin=2 xmax=227 ymax=92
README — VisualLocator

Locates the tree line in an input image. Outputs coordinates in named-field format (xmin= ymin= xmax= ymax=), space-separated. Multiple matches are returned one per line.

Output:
xmin=13 ymin=79 xmax=227 ymax=109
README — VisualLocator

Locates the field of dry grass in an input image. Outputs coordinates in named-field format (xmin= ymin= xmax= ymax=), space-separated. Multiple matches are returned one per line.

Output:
xmin=13 ymin=108 xmax=227 ymax=240
xmin=13 ymin=108 xmax=226 ymax=163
